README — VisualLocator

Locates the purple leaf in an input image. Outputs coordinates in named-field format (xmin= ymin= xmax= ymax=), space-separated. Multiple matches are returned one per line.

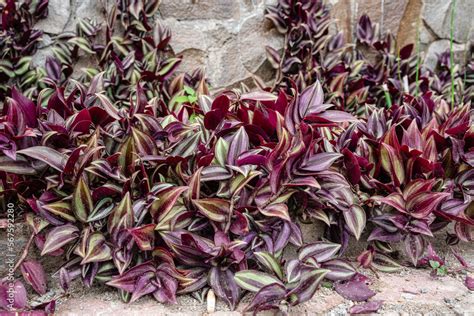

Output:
xmin=260 ymin=203 xmax=291 ymax=221
xmin=78 ymin=232 xmax=113 ymax=264
xmin=0 ymin=156 xmax=37 ymax=175
xmin=241 ymin=91 xmax=277 ymax=101
xmin=129 ymin=224 xmax=155 ymax=251
xmin=299 ymin=241 xmax=341 ymax=263
xmin=465 ymin=276 xmax=474 ymax=291
xmin=298 ymin=81 xmax=325 ymax=118
xmin=193 ymin=198 xmax=230 ymax=223
xmin=41 ymin=224 xmax=80 ymax=256
xmin=72 ymin=177 xmax=93 ymax=223
xmin=349 ymin=300 xmax=384 ymax=314
xmin=334 ymin=277 xmax=376 ymax=301
xmin=380 ymin=143 xmax=405 ymax=186
xmin=343 ymin=205 xmax=366 ymax=240
xmin=299 ymin=152 xmax=342 ymax=174
xmin=59 ymin=268 xmax=71 ymax=292
xmin=45 ymin=56 xmax=62 ymax=81
xmin=108 ymin=192 xmax=134 ymax=241
xmin=150 ymin=186 xmax=188 ymax=220
xmin=322 ymin=259 xmax=357 ymax=281
xmin=317 ymin=110 xmax=357 ymax=122
xmin=20 ymin=260 xmax=47 ymax=295
xmin=404 ymin=234 xmax=426 ymax=267
xmin=287 ymin=268 xmax=329 ymax=305
xmin=18 ymin=146 xmax=67 ymax=172
xmin=244 ymin=283 xmax=287 ymax=313
xmin=0 ymin=280 xmax=28 ymax=310
xmin=209 ymin=267 xmax=240 ymax=310
xmin=12 ymin=87 xmax=37 ymax=127
xmin=153 ymin=268 xmax=178 ymax=304
xmin=227 ymin=126 xmax=249 ymax=165
xmin=234 ymin=270 xmax=283 ymax=292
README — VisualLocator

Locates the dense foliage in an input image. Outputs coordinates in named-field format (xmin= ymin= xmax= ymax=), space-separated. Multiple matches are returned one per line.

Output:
xmin=0 ymin=0 xmax=472 ymax=313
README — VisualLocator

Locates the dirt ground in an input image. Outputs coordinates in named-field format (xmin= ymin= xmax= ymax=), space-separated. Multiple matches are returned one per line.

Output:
xmin=51 ymin=241 xmax=474 ymax=316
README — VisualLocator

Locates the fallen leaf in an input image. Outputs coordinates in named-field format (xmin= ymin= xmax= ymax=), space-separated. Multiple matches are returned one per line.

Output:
xmin=349 ymin=300 xmax=384 ymax=314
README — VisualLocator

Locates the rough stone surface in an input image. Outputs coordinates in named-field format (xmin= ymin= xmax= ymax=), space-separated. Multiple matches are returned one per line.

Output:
xmin=35 ymin=0 xmax=71 ymax=34
xmin=423 ymin=0 xmax=474 ymax=43
xmin=329 ymin=0 xmax=472 ymax=68
xmin=329 ymin=0 xmax=417 ymax=46
xmin=424 ymin=39 xmax=467 ymax=70
xmin=396 ymin=0 xmax=424 ymax=49
xmin=30 ymin=0 xmax=473 ymax=90
xmin=161 ymin=0 xmax=282 ymax=89
xmin=159 ymin=0 xmax=240 ymax=20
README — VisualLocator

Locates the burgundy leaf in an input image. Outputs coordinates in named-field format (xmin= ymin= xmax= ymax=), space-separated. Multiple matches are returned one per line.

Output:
xmin=287 ymin=268 xmax=329 ymax=305
xmin=41 ymin=224 xmax=80 ymax=256
xmin=12 ymin=87 xmax=37 ymax=127
xmin=299 ymin=241 xmax=341 ymax=263
xmin=299 ymin=152 xmax=342 ymax=174
xmin=244 ymin=283 xmax=287 ymax=313
xmin=334 ymin=278 xmax=375 ymax=301
xmin=465 ymin=276 xmax=474 ymax=291
xmin=349 ymin=300 xmax=384 ymax=314
xmin=209 ymin=267 xmax=240 ymax=310
xmin=20 ymin=260 xmax=47 ymax=295
xmin=404 ymin=234 xmax=426 ymax=267
xmin=18 ymin=146 xmax=67 ymax=172
xmin=227 ymin=126 xmax=249 ymax=165
xmin=0 ymin=280 xmax=27 ymax=310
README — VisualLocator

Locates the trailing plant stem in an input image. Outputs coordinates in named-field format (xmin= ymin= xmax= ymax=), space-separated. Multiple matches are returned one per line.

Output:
xmin=450 ymin=0 xmax=456 ymax=109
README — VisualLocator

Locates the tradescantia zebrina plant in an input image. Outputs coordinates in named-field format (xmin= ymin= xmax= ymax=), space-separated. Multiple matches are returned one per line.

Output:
xmin=265 ymin=0 xmax=473 ymax=277
xmin=0 ymin=0 xmax=49 ymax=99
xmin=265 ymin=0 xmax=473 ymax=113
xmin=0 ymin=0 xmax=473 ymax=314
xmin=0 ymin=70 xmax=362 ymax=312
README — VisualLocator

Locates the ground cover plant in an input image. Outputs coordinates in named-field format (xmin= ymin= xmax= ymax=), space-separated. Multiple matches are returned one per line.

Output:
xmin=0 ymin=0 xmax=473 ymax=314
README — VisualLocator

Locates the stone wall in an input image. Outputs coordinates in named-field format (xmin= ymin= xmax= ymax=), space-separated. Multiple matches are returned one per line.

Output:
xmin=329 ymin=0 xmax=473 ymax=71
xmin=32 ymin=0 xmax=473 ymax=90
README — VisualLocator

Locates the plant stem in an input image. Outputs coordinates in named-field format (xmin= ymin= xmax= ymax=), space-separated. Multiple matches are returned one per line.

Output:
xmin=415 ymin=22 xmax=421 ymax=97
xmin=12 ymin=232 xmax=35 ymax=272
xmin=450 ymin=0 xmax=456 ymax=109
xmin=382 ymin=84 xmax=392 ymax=109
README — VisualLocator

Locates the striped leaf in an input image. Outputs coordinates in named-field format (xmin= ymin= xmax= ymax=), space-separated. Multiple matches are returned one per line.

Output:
xmin=80 ymin=232 xmax=113 ymax=264
xmin=41 ymin=224 xmax=80 ymax=256
xmin=234 ymin=270 xmax=283 ymax=292
xmin=193 ymin=198 xmax=230 ymax=223
xmin=343 ymin=205 xmax=366 ymax=240
xmin=108 ymin=192 xmax=134 ymax=241
xmin=42 ymin=201 xmax=76 ymax=222
xmin=298 ymin=241 xmax=341 ymax=263
xmin=72 ymin=178 xmax=93 ymax=222
xmin=321 ymin=259 xmax=356 ymax=281
xmin=254 ymin=252 xmax=284 ymax=280
xmin=150 ymin=186 xmax=188 ymax=220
